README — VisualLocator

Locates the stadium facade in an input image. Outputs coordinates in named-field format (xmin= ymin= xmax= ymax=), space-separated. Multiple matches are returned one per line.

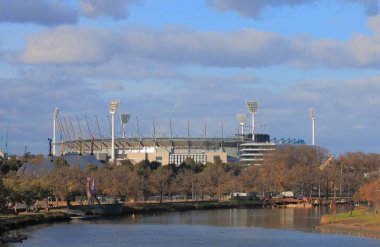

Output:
xmin=62 ymin=134 xmax=276 ymax=166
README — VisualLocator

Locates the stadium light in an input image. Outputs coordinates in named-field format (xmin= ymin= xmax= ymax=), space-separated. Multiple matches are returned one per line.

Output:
xmin=109 ymin=100 xmax=120 ymax=161
xmin=309 ymin=107 xmax=315 ymax=146
xmin=236 ymin=113 xmax=246 ymax=140
xmin=53 ymin=107 xmax=59 ymax=156
xmin=120 ymin=113 xmax=131 ymax=139
xmin=246 ymin=101 xmax=258 ymax=142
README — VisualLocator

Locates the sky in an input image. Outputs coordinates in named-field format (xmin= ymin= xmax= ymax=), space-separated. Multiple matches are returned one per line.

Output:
xmin=0 ymin=0 xmax=380 ymax=156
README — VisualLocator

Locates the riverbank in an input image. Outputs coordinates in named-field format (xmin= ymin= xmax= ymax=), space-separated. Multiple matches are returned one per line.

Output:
xmin=123 ymin=200 xmax=262 ymax=214
xmin=0 ymin=200 xmax=261 ymax=233
xmin=0 ymin=211 xmax=70 ymax=233
xmin=320 ymin=208 xmax=380 ymax=238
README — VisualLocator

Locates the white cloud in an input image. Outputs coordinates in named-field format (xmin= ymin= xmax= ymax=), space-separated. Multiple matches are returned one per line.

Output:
xmin=78 ymin=0 xmax=141 ymax=20
xmin=354 ymin=123 xmax=364 ymax=130
xmin=8 ymin=25 xmax=295 ymax=67
xmin=8 ymin=26 xmax=121 ymax=65
xmin=102 ymin=81 xmax=124 ymax=91
xmin=9 ymin=21 xmax=380 ymax=69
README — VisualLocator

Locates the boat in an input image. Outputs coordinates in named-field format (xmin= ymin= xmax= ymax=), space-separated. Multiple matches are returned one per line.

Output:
xmin=68 ymin=203 xmax=124 ymax=217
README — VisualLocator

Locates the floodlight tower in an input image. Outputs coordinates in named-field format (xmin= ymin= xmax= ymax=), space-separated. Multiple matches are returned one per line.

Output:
xmin=236 ymin=114 xmax=246 ymax=140
xmin=246 ymin=101 xmax=258 ymax=142
xmin=109 ymin=100 xmax=120 ymax=161
xmin=120 ymin=113 xmax=131 ymax=139
xmin=52 ymin=107 xmax=59 ymax=156
xmin=309 ymin=108 xmax=315 ymax=146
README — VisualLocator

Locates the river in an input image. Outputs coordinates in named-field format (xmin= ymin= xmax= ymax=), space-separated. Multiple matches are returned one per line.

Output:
xmin=8 ymin=207 xmax=380 ymax=246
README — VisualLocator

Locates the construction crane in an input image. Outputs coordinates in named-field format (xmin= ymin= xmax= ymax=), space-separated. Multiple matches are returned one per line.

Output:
xmin=319 ymin=156 xmax=334 ymax=170
xmin=316 ymin=155 xmax=335 ymax=199
xmin=4 ymin=122 xmax=9 ymax=155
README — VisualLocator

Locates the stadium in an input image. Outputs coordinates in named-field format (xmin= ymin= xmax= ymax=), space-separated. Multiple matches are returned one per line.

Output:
xmin=53 ymin=101 xmax=306 ymax=166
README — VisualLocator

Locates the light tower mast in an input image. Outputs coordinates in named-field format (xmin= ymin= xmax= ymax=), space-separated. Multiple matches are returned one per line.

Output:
xmin=109 ymin=100 xmax=120 ymax=162
xmin=236 ymin=114 xmax=246 ymax=140
xmin=309 ymin=108 xmax=315 ymax=146
xmin=120 ymin=113 xmax=131 ymax=139
xmin=53 ymin=107 xmax=59 ymax=156
xmin=246 ymin=101 xmax=258 ymax=142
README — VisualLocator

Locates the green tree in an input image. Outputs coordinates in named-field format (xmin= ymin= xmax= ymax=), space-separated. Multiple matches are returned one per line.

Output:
xmin=4 ymin=175 xmax=27 ymax=213
xmin=86 ymin=163 xmax=98 ymax=173
xmin=119 ymin=159 xmax=133 ymax=169
xmin=0 ymin=178 xmax=9 ymax=212
xmin=0 ymin=157 xmax=22 ymax=174
xmin=3 ymin=175 xmax=50 ymax=213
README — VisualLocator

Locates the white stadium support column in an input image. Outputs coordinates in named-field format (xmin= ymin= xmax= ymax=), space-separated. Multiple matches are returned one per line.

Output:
xmin=246 ymin=101 xmax=258 ymax=142
xmin=109 ymin=100 xmax=120 ymax=162
xmin=53 ymin=107 xmax=59 ymax=156
xmin=236 ymin=114 xmax=246 ymax=140
xmin=309 ymin=108 xmax=315 ymax=146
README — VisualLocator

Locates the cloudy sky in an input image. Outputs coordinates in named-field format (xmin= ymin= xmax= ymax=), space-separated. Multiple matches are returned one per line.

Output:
xmin=1 ymin=0 xmax=380 ymax=156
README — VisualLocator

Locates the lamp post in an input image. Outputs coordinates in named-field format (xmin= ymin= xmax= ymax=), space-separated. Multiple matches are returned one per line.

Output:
xmin=109 ymin=100 xmax=120 ymax=162
xmin=309 ymin=108 xmax=315 ymax=146
xmin=246 ymin=101 xmax=258 ymax=142
xmin=53 ymin=107 xmax=59 ymax=156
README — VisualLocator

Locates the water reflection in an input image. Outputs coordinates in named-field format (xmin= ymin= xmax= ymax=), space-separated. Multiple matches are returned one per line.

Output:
xmin=12 ymin=206 xmax=377 ymax=247
xmin=96 ymin=206 xmax=343 ymax=232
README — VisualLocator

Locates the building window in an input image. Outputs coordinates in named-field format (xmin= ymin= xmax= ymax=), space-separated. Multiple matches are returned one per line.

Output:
xmin=156 ymin=156 xmax=162 ymax=162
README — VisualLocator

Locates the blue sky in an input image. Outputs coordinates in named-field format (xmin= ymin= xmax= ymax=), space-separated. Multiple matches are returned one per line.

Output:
xmin=1 ymin=0 xmax=380 ymax=156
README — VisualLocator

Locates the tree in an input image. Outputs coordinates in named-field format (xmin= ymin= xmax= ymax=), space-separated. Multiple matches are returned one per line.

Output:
xmin=339 ymin=152 xmax=380 ymax=196
xmin=97 ymin=165 xmax=141 ymax=201
xmin=0 ymin=157 xmax=22 ymax=174
xmin=149 ymin=161 xmax=162 ymax=170
xmin=201 ymin=163 xmax=235 ymax=199
xmin=54 ymin=157 xmax=68 ymax=168
xmin=173 ymin=169 xmax=196 ymax=200
xmin=319 ymin=162 xmax=340 ymax=199
xmin=86 ymin=163 xmax=98 ymax=173
xmin=4 ymin=175 xmax=29 ymax=213
xmin=3 ymin=174 xmax=51 ymax=213
xmin=149 ymin=166 xmax=172 ymax=203
xmin=354 ymin=179 xmax=380 ymax=209
xmin=240 ymin=165 xmax=261 ymax=193
xmin=32 ymin=178 xmax=52 ymax=211
xmin=134 ymin=160 xmax=153 ymax=200
xmin=0 ymin=178 xmax=9 ymax=212
xmin=119 ymin=159 xmax=133 ymax=169
xmin=47 ymin=165 xmax=84 ymax=207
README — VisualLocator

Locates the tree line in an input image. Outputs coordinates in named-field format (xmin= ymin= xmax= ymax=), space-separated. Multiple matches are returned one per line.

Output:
xmin=1 ymin=145 xmax=380 ymax=213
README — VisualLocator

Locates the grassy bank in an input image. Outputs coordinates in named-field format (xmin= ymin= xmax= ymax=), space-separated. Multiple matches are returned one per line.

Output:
xmin=0 ymin=211 xmax=70 ymax=232
xmin=123 ymin=200 xmax=263 ymax=214
xmin=320 ymin=208 xmax=380 ymax=238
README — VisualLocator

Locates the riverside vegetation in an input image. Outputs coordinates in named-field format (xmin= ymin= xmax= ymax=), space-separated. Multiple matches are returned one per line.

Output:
xmin=321 ymin=178 xmax=380 ymax=237
xmin=1 ymin=145 xmax=380 ymax=232
xmin=320 ymin=208 xmax=380 ymax=238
